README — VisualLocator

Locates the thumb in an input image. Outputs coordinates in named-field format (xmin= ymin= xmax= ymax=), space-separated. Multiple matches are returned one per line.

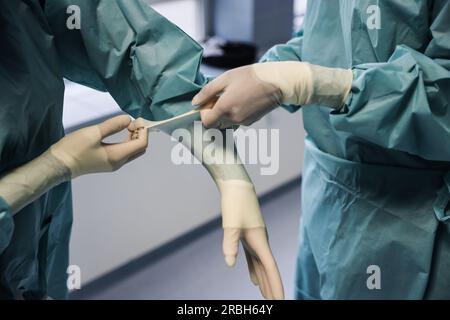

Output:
xmin=223 ymin=228 xmax=241 ymax=267
xmin=192 ymin=73 xmax=229 ymax=106
xmin=98 ymin=115 xmax=132 ymax=139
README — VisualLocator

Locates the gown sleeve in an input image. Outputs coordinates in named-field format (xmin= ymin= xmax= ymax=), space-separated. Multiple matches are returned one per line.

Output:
xmin=44 ymin=0 xmax=207 ymax=121
xmin=330 ymin=0 xmax=450 ymax=162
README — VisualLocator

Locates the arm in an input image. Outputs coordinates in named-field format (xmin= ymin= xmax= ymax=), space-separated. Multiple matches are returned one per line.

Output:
xmin=330 ymin=0 xmax=450 ymax=161
xmin=47 ymin=0 xmax=282 ymax=298
xmin=0 ymin=116 xmax=147 ymax=254
xmin=182 ymin=123 xmax=284 ymax=300
xmin=44 ymin=0 xmax=207 ymax=121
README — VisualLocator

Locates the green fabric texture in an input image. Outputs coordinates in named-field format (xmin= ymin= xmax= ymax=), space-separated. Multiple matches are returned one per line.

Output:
xmin=0 ymin=0 xmax=205 ymax=299
xmin=262 ymin=0 xmax=450 ymax=299
xmin=45 ymin=0 xmax=207 ymax=121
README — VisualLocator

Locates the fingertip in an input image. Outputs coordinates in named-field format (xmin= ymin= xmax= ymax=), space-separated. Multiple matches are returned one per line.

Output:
xmin=199 ymin=108 xmax=208 ymax=118
xmin=116 ymin=115 xmax=132 ymax=128
xmin=99 ymin=115 xmax=132 ymax=138
xmin=142 ymin=127 xmax=149 ymax=140
xmin=117 ymin=114 xmax=132 ymax=122
xmin=192 ymin=93 xmax=202 ymax=106
xmin=201 ymin=109 xmax=221 ymax=129
xmin=272 ymin=287 xmax=285 ymax=300
xmin=274 ymin=292 xmax=285 ymax=300
xmin=250 ymin=273 xmax=259 ymax=286
xmin=200 ymin=110 xmax=211 ymax=128
xmin=193 ymin=74 xmax=229 ymax=106
xmin=134 ymin=129 xmax=149 ymax=150
xmin=192 ymin=88 xmax=210 ymax=106
xmin=138 ymin=126 xmax=149 ymax=140
xmin=224 ymin=255 xmax=236 ymax=268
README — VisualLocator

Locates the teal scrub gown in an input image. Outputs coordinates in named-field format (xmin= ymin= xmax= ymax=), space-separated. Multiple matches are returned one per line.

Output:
xmin=0 ymin=0 xmax=205 ymax=299
xmin=262 ymin=0 xmax=450 ymax=299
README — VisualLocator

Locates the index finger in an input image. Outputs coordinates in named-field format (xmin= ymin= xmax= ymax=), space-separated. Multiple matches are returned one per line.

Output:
xmin=98 ymin=115 xmax=132 ymax=139
xmin=106 ymin=127 xmax=149 ymax=162
xmin=200 ymin=106 xmax=226 ymax=129
xmin=192 ymin=73 xmax=229 ymax=106
xmin=245 ymin=229 xmax=284 ymax=300
xmin=128 ymin=117 xmax=146 ymax=132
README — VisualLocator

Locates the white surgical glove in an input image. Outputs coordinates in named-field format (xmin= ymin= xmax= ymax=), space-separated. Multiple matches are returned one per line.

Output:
xmin=51 ymin=115 xmax=148 ymax=178
xmin=218 ymin=179 xmax=284 ymax=300
xmin=192 ymin=61 xmax=353 ymax=128
xmin=0 ymin=115 xmax=148 ymax=214
xmin=179 ymin=122 xmax=284 ymax=300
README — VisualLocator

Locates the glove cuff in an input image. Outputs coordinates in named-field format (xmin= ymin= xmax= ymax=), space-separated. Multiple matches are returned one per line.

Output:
xmin=308 ymin=64 xmax=353 ymax=108
xmin=0 ymin=150 xmax=70 ymax=214
xmin=253 ymin=61 xmax=353 ymax=108
xmin=217 ymin=179 xmax=265 ymax=229
xmin=252 ymin=61 xmax=313 ymax=106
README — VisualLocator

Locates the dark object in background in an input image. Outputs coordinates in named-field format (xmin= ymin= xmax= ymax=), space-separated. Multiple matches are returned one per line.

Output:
xmin=201 ymin=37 xmax=257 ymax=69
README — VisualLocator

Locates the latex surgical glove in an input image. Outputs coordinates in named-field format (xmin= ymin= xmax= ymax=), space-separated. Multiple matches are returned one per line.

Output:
xmin=179 ymin=123 xmax=284 ymax=299
xmin=51 ymin=115 xmax=148 ymax=178
xmin=218 ymin=179 xmax=284 ymax=300
xmin=0 ymin=115 xmax=148 ymax=214
xmin=192 ymin=62 xmax=353 ymax=128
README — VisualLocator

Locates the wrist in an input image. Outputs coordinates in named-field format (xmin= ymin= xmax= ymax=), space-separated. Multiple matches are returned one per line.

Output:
xmin=49 ymin=144 xmax=77 ymax=179
xmin=216 ymin=179 xmax=265 ymax=229
xmin=308 ymin=64 xmax=353 ymax=108
xmin=49 ymin=126 xmax=112 ymax=179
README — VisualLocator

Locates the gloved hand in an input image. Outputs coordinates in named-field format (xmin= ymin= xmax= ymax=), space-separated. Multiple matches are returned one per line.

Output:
xmin=0 ymin=115 xmax=148 ymax=214
xmin=218 ymin=179 xmax=284 ymax=300
xmin=51 ymin=115 xmax=148 ymax=178
xmin=192 ymin=62 xmax=353 ymax=128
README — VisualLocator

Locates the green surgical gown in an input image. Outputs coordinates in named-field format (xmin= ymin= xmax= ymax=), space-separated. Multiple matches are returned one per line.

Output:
xmin=0 ymin=0 xmax=204 ymax=299
xmin=262 ymin=0 xmax=450 ymax=299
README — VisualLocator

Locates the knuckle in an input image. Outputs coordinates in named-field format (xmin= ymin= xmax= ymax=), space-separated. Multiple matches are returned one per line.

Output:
xmin=134 ymin=117 xmax=145 ymax=128
xmin=234 ymin=116 xmax=245 ymax=124
xmin=109 ymin=154 xmax=122 ymax=165
xmin=229 ymin=108 xmax=243 ymax=123
xmin=114 ymin=123 xmax=122 ymax=132
xmin=203 ymin=121 xmax=213 ymax=129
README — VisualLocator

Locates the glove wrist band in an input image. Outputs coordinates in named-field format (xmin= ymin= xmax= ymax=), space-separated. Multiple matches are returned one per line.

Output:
xmin=0 ymin=150 xmax=71 ymax=214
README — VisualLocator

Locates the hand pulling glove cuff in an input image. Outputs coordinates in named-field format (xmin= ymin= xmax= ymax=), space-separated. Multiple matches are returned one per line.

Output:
xmin=49 ymin=125 xmax=112 ymax=179
xmin=0 ymin=115 xmax=148 ymax=215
